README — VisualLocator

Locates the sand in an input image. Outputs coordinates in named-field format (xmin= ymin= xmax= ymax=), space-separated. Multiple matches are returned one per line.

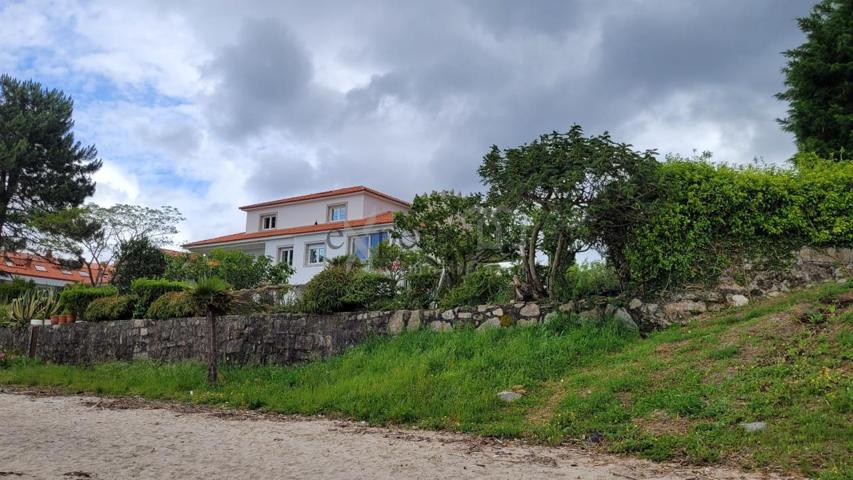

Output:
xmin=0 ymin=392 xmax=789 ymax=479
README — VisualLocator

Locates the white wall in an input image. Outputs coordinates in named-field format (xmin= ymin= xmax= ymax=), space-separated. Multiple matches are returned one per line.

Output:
xmin=363 ymin=194 xmax=409 ymax=217
xmin=245 ymin=194 xmax=367 ymax=232
xmin=263 ymin=225 xmax=393 ymax=285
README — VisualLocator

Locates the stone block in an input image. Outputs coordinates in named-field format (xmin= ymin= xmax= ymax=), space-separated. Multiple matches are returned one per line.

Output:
xmin=519 ymin=303 xmax=540 ymax=317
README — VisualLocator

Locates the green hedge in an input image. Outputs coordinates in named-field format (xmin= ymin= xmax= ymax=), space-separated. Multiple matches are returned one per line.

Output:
xmin=146 ymin=291 xmax=199 ymax=320
xmin=438 ymin=265 xmax=513 ymax=309
xmin=622 ymin=156 xmax=853 ymax=293
xmin=300 ymin=263 xmax=397 ymax=313
xmin=130 ymin=278 xmax=188 ymax=316
xmin=59 ymin=285 xmax=118 ymax=321
xmin=84 ymin=295 xmax=138 ymax=322
xmin=0 ymin=278 xmax=36 ymax=303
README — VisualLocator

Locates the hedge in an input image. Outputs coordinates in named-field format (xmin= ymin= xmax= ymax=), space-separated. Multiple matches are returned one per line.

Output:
xmin=84 ymin=295 xmax=138 ymax=322
xmin=146 ymin=291 xmax=199 ymax=320
xmin=131 ymin=278 xmax=188 ymax=316
xmin=59 ymin=285 xmax=118 ymax=321
xmin=622 ymin=157 xmax=853 ymax=293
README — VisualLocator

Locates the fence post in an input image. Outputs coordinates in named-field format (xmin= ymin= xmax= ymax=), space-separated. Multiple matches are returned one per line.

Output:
xmin=28 ymin=325 xmax=39 ymax=358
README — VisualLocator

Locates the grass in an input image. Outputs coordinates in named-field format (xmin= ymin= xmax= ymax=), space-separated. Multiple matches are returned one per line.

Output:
xmin=1 ymin=281 xmax=851 ymax=478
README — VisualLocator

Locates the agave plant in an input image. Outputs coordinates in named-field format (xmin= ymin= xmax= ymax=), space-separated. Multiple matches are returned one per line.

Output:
xmin=7 ymin=290 xmax=62 ymax=326
xmin=9 ymin=291 xmax=42 ymax=325
xmin=38 ymin=290 xmax=61 ymax=318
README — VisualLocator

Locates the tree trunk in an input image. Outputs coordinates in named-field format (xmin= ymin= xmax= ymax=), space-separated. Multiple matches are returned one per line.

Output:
xmin=546 ymin=231 xmax=566 ymax=298
xmin=207 ymin=310 xmax=218 ymax=386
xmin=524 ymin=219 xmax=547 ymax=299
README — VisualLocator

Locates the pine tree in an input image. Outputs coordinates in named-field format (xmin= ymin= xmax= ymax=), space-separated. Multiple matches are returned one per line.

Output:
xmin=777 ymin=0 xmax=853 ymax=160
xmin=0 ymin=75 xmax=101 ymax=251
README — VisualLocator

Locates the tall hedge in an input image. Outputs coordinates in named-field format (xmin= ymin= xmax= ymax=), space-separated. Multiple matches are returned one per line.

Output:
xmin=621 ymin=156 xmax=852 ymax=293
xmin=131 ymin=278 xmax=188 ymax=316
xmin=59 ymin=284 xmax=118 ymax=321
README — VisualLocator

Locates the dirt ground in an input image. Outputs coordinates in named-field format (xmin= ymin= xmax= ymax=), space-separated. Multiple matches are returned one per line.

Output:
xmin=0 ymin=392 xmax=790 ymax=480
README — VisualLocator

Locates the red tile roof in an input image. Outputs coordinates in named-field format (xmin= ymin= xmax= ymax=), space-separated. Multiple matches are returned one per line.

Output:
xmin=184 ymin=211 xmax=396 ymax=248
xmin=239 ymin=186 xmax=410 ymax=211
xmin=0 ymin=251 xmax=112 ymax=284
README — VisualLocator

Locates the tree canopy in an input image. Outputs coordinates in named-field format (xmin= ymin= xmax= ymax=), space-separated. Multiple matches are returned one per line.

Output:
xmin=479 ymin=125 xmax=656 ymax=299
xmin=0 ymin=75 xmax=101 ymax=252
xmin=777 ymin=0 xmax=853 ymax=160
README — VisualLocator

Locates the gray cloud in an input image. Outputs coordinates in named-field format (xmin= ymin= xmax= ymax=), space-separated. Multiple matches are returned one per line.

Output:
xmin=119 ymin=0 xmax=813 ymax=220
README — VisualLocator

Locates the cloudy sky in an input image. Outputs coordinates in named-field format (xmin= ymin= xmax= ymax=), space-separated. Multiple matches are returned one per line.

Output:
xmin=1 ymin=0 xmax=811 ymax=245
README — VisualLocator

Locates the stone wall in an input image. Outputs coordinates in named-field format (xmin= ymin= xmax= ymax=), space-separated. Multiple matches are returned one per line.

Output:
xmin=1 ymin=247 xmax=849 ymax=366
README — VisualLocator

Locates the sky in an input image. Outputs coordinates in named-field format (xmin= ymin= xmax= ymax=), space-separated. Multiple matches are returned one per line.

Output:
xmin=0 ymin=0 xmax=812 ymax=246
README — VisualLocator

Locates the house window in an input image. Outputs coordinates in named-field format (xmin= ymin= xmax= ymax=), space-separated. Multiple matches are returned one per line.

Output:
xmin=79 ymin=271 xmax=89 ymax=277
xmin=4 ymin=260 xmax=13 ymax=267
xmin=350 ymin=231 xmax=390 ymax=261
xmin=34 ymin=264 xmax=47 ymax=272
xmin=306 ymin=243 xmax=326 ymax=265
xmin=278 ymin=246 xmax=294 ymax=266
xmin=327 ymin=203 xmax=347 ymax=222
xmin=260 ymin=214 xmax=277 ymax=230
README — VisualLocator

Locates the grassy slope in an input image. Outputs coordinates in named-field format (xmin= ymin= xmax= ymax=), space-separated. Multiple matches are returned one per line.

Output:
xmin=1 ymin=281 xmax=851 ymax=478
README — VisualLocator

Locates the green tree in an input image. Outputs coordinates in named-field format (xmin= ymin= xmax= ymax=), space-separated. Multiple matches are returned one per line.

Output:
xmin=110 ymin=237 xmax=168 ymax=293
xmin=479 ymin=125 xmax=656 ymax=300
xmin=33 ymin=204 xmax=183 ymax=286
xmin=164 ymin=248 xmax=293 ymax=289
xmin=393 ymin=191 xmax=512 ymax=291
xmin=0 ymin=75 xmax=101 ymax=252
xmin=777 ymin=0 xmax=853 ymax=159
xmin=187 ymin=276 xmax=232 ymax=386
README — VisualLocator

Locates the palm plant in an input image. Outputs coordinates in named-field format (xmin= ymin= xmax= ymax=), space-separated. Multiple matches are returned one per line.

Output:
xmin=188 ymin=276 xmax=232 ymax=386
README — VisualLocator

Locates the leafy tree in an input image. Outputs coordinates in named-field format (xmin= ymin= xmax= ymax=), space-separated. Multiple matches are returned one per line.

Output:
xmin=187 ymin=276 xmax=232 ymax=386
xmin=33 ymin=204 xmax=183 ymax=286
xmin=0 ymin=75 xmax=101 ymax=252
xmin=777 ymin=0 xmax=853 ymax=159
xmin=164 ymin=248 xmax=293 ymax=289
xmin=479 ymin=125 xmax=656 ymax=299
xmin=393 ymin=191 xmax=512 ymax=291
xmin=110 ymin=237 xmax=168 ymax=293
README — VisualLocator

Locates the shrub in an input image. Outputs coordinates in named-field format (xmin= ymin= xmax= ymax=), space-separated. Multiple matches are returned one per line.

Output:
xmin=438 ymin=265 xmax=513 ymax=309
xmin=165 ymin=248 xmax=293 ymax=289
xmin=618 ymin=156 xmax=853 ymax=294
xmin=84 ymin=294 xmax=137 ymax=322
xmin=300 ymin=265 xmax=355 ymax=313
xmin=59 ymin=284 xmax=118 ymax=321
xmin=0 ymin=278 xmax=36 ymax=303
xmin=300 ymin=262 xmax=397 ymax=313
xmin=559 ymin=262 xmax=621 ymax=301
xmin=146 ymin=291 xmax=200 ymax=320
xmin=341 ymin=271 xmax=397 ymax=310
xmin=400 ymin=268 xmax=441 ymax=309
xmin=111 ymin=238 xmax=168 ymax=293
xmin=131 ymin=278 xmax=188 ymax=316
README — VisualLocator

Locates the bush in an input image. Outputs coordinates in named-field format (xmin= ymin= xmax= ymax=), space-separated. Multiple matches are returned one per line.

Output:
xmin=59 ymin=284 xmax=118 ymax=321
xmin=300 ymin=262 xmax=397 ymax=313
xmin=131 ymin=278 xmax=188 ymax=317
xmin=84 ymin=294 xmax=138 ymax=322
xmin=619 ymin=156 xmax=853 ymax=294
xmin=400 ymin=268 xmax=441 ymax=309
xmin=341 ymin=271 xmax=397 ymax=310
xmin=0 ymin=278 xmax=36 ymax=303
xmin=560 ymin=262 xmax=621 ymax=300
xmin=111 ymin=238 xmax=167 ymax=293
xmin=438 ymin=265 xmax=513 ymax=309
xmin=146 ymin=291 xmax=200 ymax=320
xmin=165 ymin=248 xmax=293 ymax=289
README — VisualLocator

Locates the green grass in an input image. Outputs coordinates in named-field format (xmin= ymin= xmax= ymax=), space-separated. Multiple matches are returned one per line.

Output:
xmin=2 ymin=281 xmax=851 ymax=478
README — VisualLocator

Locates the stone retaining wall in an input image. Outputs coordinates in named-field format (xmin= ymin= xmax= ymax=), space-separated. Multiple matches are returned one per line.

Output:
xmin=1 ymin=247 xmax=849 ymax=366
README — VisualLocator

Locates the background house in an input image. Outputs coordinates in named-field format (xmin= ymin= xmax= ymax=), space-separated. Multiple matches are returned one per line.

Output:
xmin=184 ymin=186 xmax=410 ymax=285
xmin=0 ymin=252 xmax=111 ymax=288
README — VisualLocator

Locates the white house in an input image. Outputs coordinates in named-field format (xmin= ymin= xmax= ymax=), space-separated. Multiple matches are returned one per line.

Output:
xmin=183 ymin=186 xmax=410 ymax=285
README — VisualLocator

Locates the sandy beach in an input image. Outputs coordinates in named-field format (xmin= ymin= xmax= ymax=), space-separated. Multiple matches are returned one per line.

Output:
xmin=0 ymin=392 xmax=788 ymax=479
